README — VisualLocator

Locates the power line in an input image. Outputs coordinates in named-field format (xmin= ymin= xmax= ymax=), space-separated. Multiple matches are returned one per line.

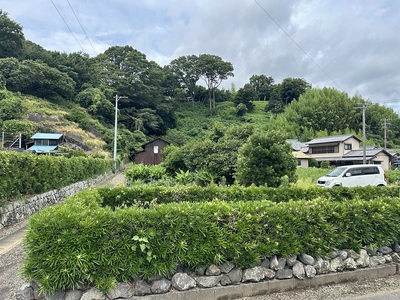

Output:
xmin=66 ymin=0 xmax=98 ymax=55
xmin=49 ymin=0 xmax=86 ymax=53
xmin=254 ymin=0 xmax=341 ymax=90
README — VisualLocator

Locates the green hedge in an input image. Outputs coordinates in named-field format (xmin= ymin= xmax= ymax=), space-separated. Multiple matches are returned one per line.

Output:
xmin=0 ymin=151 xmax=112 ymax=202
xmin=97 ymin=185 xmax=400 ymax=209
xmin=22 ymin=188 xmax=400 ymax=293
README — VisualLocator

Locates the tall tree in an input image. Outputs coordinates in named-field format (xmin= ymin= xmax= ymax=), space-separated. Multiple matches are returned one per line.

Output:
xmin=280 ymin=77 xmax=311 ymax=105
xmin=234 ymin=83 xmax=256 ymax=111
xmin=168 ymin=55 xmax=200 ymax=107
xmin=0 ymin=10 xmax=24 ymax=59
xmin=249 ymin=74 xmax=274 ymax=100
xmin=197 ymin=54 xmax=234 ymax=112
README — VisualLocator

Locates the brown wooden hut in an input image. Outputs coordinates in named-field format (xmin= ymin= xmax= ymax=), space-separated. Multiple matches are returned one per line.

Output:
xmin=134 ymin=138 xmax=170 ymax=165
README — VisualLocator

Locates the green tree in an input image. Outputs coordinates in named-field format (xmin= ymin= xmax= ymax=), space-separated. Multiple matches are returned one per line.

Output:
xmin=0 ymin=10 xmax=24 ymax=59
xmin=249 ymin=74 xmax=274 ymax=100
xmin=197 ymin=54 xmax=234 ymax=112
xmin=280 ymin=77 xmax=311 ymax=105
xmin=235 ymin=131 xmax=297 ymax=187
xmin=283 ymin=87 xmax=358 ymax=138
xmin=168 ymin=55 xmax=200 ymax=107
xmin=234 ymin=83 xmax=256 ymax=111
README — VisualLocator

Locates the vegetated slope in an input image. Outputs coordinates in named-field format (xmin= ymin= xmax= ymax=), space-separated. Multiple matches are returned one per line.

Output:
xmin=163 ymin=100 xmax=271 ymax=144
xmin=12 ymin=93 xmax=109 ymax=155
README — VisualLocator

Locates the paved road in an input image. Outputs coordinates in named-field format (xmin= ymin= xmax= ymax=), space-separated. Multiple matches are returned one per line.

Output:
xmin=342 ymin=289 xmax=400 ymax=300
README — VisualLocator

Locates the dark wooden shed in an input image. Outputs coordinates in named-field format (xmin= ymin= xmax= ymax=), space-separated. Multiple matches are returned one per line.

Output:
xmin=134 ymin=138 xmax=170 ymax=165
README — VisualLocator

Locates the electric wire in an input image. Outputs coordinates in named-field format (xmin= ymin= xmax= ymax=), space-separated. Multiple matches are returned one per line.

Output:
xmin=66 ymin=0 xmax=98 ymax=55
xmin=254 ymin=0 xmax=342 ymax=90
xmin=49 ymin=0 xmax=86 ymax=53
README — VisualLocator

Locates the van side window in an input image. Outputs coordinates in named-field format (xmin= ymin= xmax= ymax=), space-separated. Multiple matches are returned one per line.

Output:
xmin=363 ymin=167 xmax=379 ymax=175
xmin=349 ymin=168 xmax=363 ymax=176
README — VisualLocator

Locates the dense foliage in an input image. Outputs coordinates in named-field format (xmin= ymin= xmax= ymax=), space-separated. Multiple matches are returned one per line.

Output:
xmin=23 ymin=187 xmax=400 ymax=292
xmin=0 ymin=151 xmax=112 ymax=203
xmin=235 ymin=131 xmax=297 ymax=187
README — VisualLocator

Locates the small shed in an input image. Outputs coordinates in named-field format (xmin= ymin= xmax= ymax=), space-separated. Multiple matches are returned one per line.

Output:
xmin=134 ymin=138 xmax=170 ymax=165
xmin=27 ymin=133 xmax=64 ymax=154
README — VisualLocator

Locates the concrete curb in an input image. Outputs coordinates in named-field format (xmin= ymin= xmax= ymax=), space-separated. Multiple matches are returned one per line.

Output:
xmin=134 ymin=265 xmax=398 ymax=300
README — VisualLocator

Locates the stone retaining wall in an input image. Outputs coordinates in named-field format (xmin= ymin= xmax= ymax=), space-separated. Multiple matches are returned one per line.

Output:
xmin=17 ymin=243 xmax=400 ymax=300
xmin=0 ymin=173 xmax=111 ymax=230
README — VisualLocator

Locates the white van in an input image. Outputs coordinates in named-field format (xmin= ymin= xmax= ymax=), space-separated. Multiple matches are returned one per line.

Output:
xmin=317 ymin=164 xmax=387 ymax=188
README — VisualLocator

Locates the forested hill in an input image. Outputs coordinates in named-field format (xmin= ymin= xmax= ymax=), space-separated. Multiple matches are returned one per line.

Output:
xmin=1 ymin=9 xmax=400 ymax=160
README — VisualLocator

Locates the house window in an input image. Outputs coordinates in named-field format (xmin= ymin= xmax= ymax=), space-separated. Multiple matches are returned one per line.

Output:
xmin=344 ymin=143 xmax=352 ymax=150
xmin=297 ymin=160 xmax=301 ymax=166
xmin=311 ymin=146 xmax=338 ymax=154
xmin=153 ymin=146 xmax=159 ymax=154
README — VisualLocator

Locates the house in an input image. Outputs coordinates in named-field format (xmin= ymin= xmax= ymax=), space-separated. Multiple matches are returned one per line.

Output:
xmin=134 ymin=138 xmax=170 ymax=165
xmin=27 ymin=133 xmax=64 ymax=154
xmin=306 ymin=134 xmax=393 ymax=170
xmin=286 ymin=139 xmax=310 ymax=168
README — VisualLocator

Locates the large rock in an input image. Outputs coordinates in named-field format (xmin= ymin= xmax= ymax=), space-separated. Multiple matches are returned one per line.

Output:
xmin=264 ymin=269 xmax=276 ymax=280
xmin=227 ymin=267 xmax=243 ymax=285
xmin=151 ymin=278 xmax=171 ymax=294
xmin=260 ymin=258 xmax=270 ymax=268
xmin=277 ymin=257 xmax=287 ymax=270
xmin=369 ymin=255 xmax=386 ymax=267
xmin=15 ymin=285 xmax=34 ymax=300
xmin=242 ymin=266 xmax=265 ymax=282
xmin=106 ymin=283 xmax=133 ymax=299
xmin=134 ymin=279 xmax=151 ymax=296
xmin=65 ymin=290 xmax=83 ymax=300
xmin=206 ymin=264 xmax=221 ymax=276
xmin=220 ymin=262 xmax=235 ymax=274
xmin=344 ymin=258 xmax=357 ymax=270
xmin=356 ymin=249 xmax=370 ymax=268
xmin=196 ymin=276 xmax=222 ymax=288
xmin=314 ymin=258 xmax=330 ymax=274
xmin=304 ymin=265 xmax=317 ymax=278
xmin=330 ymin=257 xmax=344 ymax=272
xmin=378 ymin=246 xmax=393 ymax=255
xmin=270 ymin=255 xmax=279 ymax=270
xmin=299 ymin=253 xmax=315 ymax=265
xmin=286 ymin=255 xmax=297 ymax=267
xmin=276 ymin=269 xmax=293 ymax=280
xmin=391 ymin=252 xmax=400 ymax=263
xmin=292 ymin=262 xmax=305 ymax=279
xmin=171 ymin=273 xmax=196 ymax=291
xmin=338 ymin=250 xmax=348 ymax=260
xmin=81 ymin=288 xmax=106 ymax=300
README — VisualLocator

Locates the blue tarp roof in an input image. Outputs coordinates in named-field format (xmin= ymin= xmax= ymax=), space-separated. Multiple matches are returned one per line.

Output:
xmin=31 ymin=133 xmax=63 ymax=140
xmin=27 ymin=145 xmax=58 ymax=153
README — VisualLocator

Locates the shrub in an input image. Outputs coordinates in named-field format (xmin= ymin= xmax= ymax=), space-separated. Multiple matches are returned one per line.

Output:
xmin=22 ymin=188 xmax=400 ymax=293
xmin=125 ymin=164 xmax=166 ymax=184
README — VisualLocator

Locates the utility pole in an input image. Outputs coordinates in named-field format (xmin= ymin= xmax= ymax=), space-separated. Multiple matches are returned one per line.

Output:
xmin=113 ymin=95 xmax=127 ymax=172
xmin=362 ymin=101 xmax=366 ymax=164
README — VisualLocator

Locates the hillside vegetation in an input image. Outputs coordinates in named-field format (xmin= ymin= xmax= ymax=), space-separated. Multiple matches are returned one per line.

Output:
xmin=1 ymin=10 xmax=400 ymax=160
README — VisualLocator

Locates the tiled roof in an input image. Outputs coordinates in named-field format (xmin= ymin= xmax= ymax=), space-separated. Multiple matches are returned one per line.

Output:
xmin=307 ymin=134 xmax=360 ymax=145
xmin=286 ymin=139 xmax=309 ymax=152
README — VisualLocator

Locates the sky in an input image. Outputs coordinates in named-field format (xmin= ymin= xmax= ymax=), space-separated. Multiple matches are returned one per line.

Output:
xmin=2 ymin=0 xmax=400 ymax=111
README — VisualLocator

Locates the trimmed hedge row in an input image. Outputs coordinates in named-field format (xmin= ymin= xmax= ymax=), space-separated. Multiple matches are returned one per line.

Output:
xmin=97 ymin=185 xmax=400 ymax=209
xmin=22 ymin=188 xmax=400 ymax=293
xmin=0 ymin=151 xmax=112 ymax=203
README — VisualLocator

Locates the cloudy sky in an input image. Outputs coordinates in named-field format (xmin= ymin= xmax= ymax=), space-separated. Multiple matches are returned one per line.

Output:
xmin=2 ymin=0 xmax=400 ymax=110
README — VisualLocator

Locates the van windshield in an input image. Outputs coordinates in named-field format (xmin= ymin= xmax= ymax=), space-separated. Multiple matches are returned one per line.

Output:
xmin=326 ymin=166 xmax=347 ymax=177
